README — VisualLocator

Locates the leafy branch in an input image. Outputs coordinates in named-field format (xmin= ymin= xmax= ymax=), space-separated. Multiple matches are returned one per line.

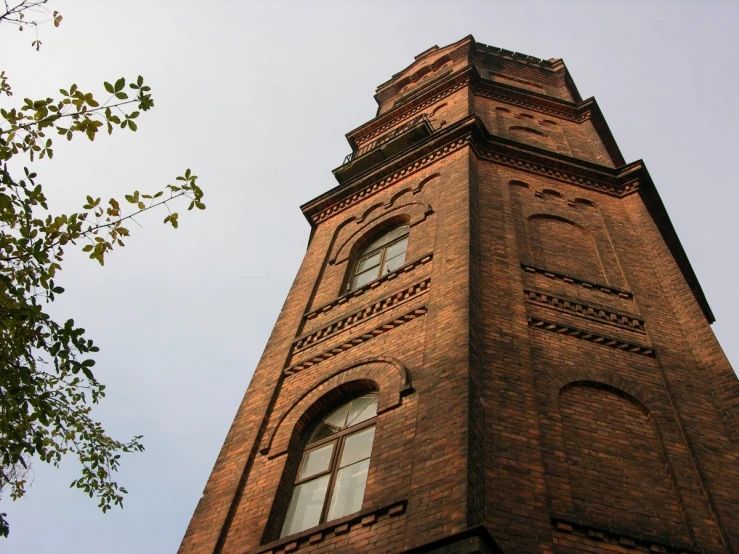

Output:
xmin=0 ymin=1 xmax=62 ymax=50
xmin=0 ymin=3 xmax=206 ymax=537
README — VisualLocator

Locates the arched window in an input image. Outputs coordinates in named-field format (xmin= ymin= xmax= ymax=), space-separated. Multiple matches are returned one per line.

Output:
xmin=348 ymin=225 xmax=409 ymax=291
xmin=280 ymin=395 xmax=378 ymax=538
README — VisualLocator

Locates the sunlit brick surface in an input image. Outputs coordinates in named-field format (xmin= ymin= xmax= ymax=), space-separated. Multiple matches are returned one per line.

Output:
xmin=179 ymin=36 xmax=739 ymax=554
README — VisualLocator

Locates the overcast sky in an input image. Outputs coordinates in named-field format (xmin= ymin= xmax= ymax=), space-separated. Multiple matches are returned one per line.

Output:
xmin=1 ymin=1 xmax=737 ymax=553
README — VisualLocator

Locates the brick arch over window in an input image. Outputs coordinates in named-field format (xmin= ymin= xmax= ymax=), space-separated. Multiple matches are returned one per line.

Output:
xmin=509 ymin=125 xmax=548 ymax=138
xmin=557 ymin=381 xmax=690 ymax=540
xmin=330 ymin=201 xmax=432 ymax=265
xmin=429 ymin=103 xmax=447 ymax=118
xmin=541 ymin=188 xmax=564 ymax=201
xmin=509 ymin=179 xmax=531 ymax=189
xmin=528 ymin=213 xmax=606 ymax=282
xmin=261 ymin=357 xmax=411 ymax=458
xmin=411 ymin=172 xmax=439 ymax=194
xmin=573 ymin=197 xmax=597 ymax=208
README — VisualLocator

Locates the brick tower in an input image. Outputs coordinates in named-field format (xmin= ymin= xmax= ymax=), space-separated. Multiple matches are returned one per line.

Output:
xmin=179 ymin=36 xmax=739 ymax=554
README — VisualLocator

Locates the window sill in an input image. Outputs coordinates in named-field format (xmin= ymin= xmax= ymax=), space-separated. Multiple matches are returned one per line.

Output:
xmin=304 ymin=252 xmax=433 ymax=321
xmin=254 ymin=499 xmax=407 ymax=554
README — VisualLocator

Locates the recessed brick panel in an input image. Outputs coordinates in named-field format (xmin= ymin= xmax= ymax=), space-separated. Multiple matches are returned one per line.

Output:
xmin=559 ymin=384 xmax=688 ymax=540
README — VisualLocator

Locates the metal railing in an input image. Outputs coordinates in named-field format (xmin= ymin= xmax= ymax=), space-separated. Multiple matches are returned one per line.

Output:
xmin=343 ymin=114 xmax=431 ymax=165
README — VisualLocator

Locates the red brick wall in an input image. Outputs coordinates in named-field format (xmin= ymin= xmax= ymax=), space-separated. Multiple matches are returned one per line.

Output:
xmin=528 ymin=215 xmax=605 ymax=282
xmin=179 ymin=39 xmax=739 ymax=554
xmin=559 ymin=383 xmax=687 ymax=539
xmin=474 ymin=97 xmax=616 ymax=167
xmin=471 ymin=52 xmax=576 ymax=102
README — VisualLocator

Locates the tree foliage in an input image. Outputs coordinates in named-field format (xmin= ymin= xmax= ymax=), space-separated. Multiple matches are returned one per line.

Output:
xmin=0 ymin=1 xmax=205 ymax=536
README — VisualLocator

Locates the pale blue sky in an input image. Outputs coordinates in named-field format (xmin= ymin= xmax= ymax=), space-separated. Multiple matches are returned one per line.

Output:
xmin=1 ymin=1 xmax=737 ymax=552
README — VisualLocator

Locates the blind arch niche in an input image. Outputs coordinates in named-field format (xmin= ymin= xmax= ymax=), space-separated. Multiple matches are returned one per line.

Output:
xmin=528 ymin=214 xmax=606 ymax=283
xmin=559 ymin=383 xmax=689 ymax=540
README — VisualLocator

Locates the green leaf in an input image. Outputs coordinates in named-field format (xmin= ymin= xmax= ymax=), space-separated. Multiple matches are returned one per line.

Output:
xmin=104 ymin=82 xmax=114 ymax=94
xmin=114 ymin=77 xmax=125 ymax=93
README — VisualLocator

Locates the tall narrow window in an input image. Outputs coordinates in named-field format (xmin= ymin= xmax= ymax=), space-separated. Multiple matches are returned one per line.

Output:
xmin=348 ymin=225 xmax=409 ymax=291
xmin=280 ymin=395 xmax=378 ymax=538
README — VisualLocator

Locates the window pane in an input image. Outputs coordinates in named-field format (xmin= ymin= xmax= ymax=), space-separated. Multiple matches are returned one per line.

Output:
xmin=364 ymin=233 xmax=392 ymax=253
xmin=281 ymin=474 xmax=330 ymax=538
xmin=356 ymin=252 xmax=381 ymax=273
xmin=382 ymin=251 xmax=407 ymax=274
xmin=352 ymin=267 xmax=379 ymax=289
xmin=386 ymin=225 xmax=409 ymax=243
xmin=327 ymin=459 xmax=370 ymax=521
xmin=298 ymin=443 xmax=334 ymax=480
xmin=346 ymin=396 xmax=378 ymax=428
xmin=309 ymin=422 xmax=338 ymax=443
xmin=384 ymin=236 xmax=408 ymax=261
xmin=340 ymin=426 xmax=375 ymax=468
xmin=309 ymin=402 xmax=350 ymax=443
xmin=381 ymin=225 xmax=409 ymax=246
xmin=323 ymin=403 xmax=349 ymax=430
xmin=362 ymin=225 xmax=409 ymax=254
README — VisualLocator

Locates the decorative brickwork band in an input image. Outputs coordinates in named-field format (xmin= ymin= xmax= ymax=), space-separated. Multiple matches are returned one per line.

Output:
xmin=293 ymin=278 xmax=431 ymax=353
xmin=287 ymin=306 xmax=428 ymax=376
xmin=474 ymin=82 xmax=587 ymax=122
xmin=311 ymin=134 xmax=470 ymax=223
xmin=351 ymin=75 xmax=470 ymax=145
xmin=522 ymin=264 xmax=633 ymax=299
xmin=308 ymin=116 xmax=645 ymax=224
xmin=304 ymin=253 xmax=433 ymax=320
xmin=552 ymin=518 xmax=708 ymax=554
xmin=351 ymin=63 xmax=585 ymax=150
xmin=476 ymin=146 xmax=637 ymax=196
xmin=527 ymin=316 xmax=655 ymax=356
xmin=524 ymin=289 xmax=645 ymax=332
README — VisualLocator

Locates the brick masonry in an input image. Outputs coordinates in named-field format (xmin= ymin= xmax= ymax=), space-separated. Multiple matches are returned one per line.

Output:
xmin=178 ymin=36 xmax=739 ymax=554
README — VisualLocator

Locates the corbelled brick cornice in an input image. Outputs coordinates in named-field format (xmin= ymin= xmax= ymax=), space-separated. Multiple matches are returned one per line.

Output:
xmin=346 ymin=65 xmax=620 ymax=163
xmin=304 ymin=115 xmax=640 ymax=225
xmin=303 ymin=110 xmax=712 ymax=324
